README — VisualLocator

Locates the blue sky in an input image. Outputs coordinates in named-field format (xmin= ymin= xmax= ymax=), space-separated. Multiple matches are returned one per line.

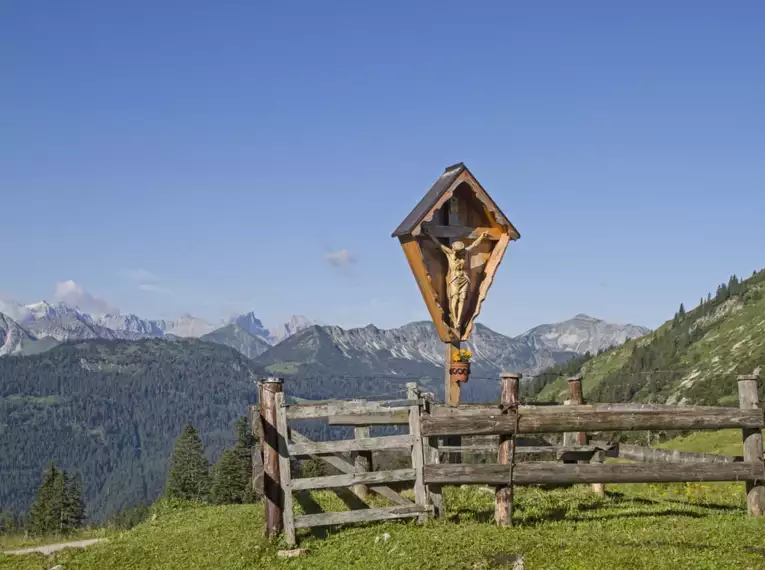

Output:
xmin=2 ymin=1 xmax=763 ymax=335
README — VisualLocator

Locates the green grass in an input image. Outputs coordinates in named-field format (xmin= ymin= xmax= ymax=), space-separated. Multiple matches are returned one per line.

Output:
xmin=655 ymin=429 xmax=747 ymax=456
xmin=4 ymin=486 xmax=764 ymax=569
xmin=4 ymin=432 xmax=764 ymax=569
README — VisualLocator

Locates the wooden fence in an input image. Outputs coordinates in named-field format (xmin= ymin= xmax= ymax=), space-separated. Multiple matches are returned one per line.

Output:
xmin=252 ymin=372 xmax=765 ymax=546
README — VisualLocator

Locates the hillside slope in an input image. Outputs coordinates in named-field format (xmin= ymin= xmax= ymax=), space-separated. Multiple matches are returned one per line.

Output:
xmin=3 ymin=478 xmax=762 ymax=570
xmin=537 ymin=269 xmax=765 ymax=405
xmin=201 ymin=324 xmax=271 ymax=359
xmin=0 ymin=339 xmax=263 ymax=521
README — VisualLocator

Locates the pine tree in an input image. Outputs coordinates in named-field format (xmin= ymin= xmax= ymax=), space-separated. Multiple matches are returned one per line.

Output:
xmin=62 ymin=471 xmax=85 ymax=532
xmin=0 ymin=511 xmax=17 ymax=535
xmin=211 ymin=416 xmax=256 ymax=504
xmin=235 ymin=415 xmax=255 ymax=449
xmin=211 ymin=449 xmax=248 ymax=504
xmin=28 ymin=464 xmax=63 ymax=536
xmin=165 ymin=422 xmax=211 ymax=501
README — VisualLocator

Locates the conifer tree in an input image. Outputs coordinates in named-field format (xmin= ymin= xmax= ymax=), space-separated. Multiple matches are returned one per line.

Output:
xmin=165 ymin=422 xmax=211 ymax=501
xmin=28 ymin=464 xmax=84 ymax=535
xmin=211 ymin=416 xmax=256 ymax=504
xmin=28 ymin=464 xmax=60 ymax=535
xmin=63 ymin=471 xmax=86 ymax=531
xmin=0 ymin=511 xmax=17 ymax=534
xmin=235 ymin=415 xmax=255 ymax=449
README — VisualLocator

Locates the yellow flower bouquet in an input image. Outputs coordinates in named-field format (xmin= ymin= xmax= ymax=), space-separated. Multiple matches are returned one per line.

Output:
xmin=453 ymin=349 xmax=472 ymax=363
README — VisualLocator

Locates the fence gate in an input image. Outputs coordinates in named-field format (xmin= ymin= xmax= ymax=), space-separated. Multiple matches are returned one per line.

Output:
xmin=262 ymin=383 xmax=432 ymax=546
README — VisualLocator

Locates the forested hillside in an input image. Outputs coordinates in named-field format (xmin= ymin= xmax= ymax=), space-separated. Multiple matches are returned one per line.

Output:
xmin=0 ymin=339 xmax=263 ymax=521
xmin=0 ymin=336 xmax=446 ymax=522
xmin=534 ymin=269 xmax=765 ymax=405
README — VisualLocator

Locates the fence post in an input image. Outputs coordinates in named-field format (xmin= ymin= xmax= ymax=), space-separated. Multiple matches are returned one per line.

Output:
xmin=248 ymin=403 xmax=264 ymax=497
xmin=567 ymin=375 xmax=587 ymax=444
xmin=496 ymin=372 xmax=520 ymax=527
xmin=260 ymin=377 xmax=284 ymax=538
xmin=407 ymin=382 xmax=429 ymax=522
xmin=738 ymin=373 xmax=765 ymax=516
xmin=418 ymin=389 xmax=444 ymax=518
xmin=567 ymin=375 xmax=606 ymax=498
xmin=351 ymin=427 xmax=372 ymax=500
xmin=274 ymin=391 xmax=296 ymax=545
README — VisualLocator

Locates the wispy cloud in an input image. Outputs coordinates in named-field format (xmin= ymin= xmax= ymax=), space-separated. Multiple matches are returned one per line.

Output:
xmin=122 ymin=268 xmax=172 ymax=294
xmin=325 ymin=249 xmax=358 ymax=268
xmin=54 ymin=280 xmax=119 ymax=316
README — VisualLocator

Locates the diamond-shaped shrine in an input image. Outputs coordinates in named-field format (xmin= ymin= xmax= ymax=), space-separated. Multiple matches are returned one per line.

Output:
xmin=392 ymin=163 xmax=520 ymax=342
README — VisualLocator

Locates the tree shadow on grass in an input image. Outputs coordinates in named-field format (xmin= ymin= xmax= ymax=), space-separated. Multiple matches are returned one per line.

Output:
xmin=606 ymin=490 xmax=741 ymax=513
xmin=517 ymin=506 xmax=715 ymax=526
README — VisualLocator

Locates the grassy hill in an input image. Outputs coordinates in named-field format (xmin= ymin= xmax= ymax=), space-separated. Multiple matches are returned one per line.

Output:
xmin=536 ymin=269 xmax=765 ymax=405
xmin=3 ymin=423 xmax=763 ymax=569
xmin=3 ymin=476 xmax=764 ymax=568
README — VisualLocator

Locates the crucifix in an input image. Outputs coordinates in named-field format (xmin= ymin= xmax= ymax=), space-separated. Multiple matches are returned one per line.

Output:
xmin=391 ymin=162 xmax=520 ymax=408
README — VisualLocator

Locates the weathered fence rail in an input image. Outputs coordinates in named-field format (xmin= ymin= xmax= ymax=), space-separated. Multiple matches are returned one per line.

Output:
xmin=425 ymin=460 xmax=765 ymax=485
xmin=419 ymin=405 xmax=763 ymax=436
xmin=253 ymin=371 xmax=765 ymax=545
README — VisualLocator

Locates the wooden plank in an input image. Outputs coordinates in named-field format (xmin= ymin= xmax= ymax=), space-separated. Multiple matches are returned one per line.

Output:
xmin=274 ymin=392 xmax=295 ymax=545
xmin=496 ymin=372 xmax=520 ymax=527
xmin=329 ymin=411 xmax=409 ymax=426
xmin=292 ymin=468 xmax=416 ymax=491
xmin=445 ymin=341 xmax=461 ymax=407
xmin=462 ymin=231 xmax=510 ymax=340
xmin=260 ymin=380 xmax=282 ymax=537
xmin=287 ymin=399 xmax=422 ymax=420
xmin=400 ymin=237 xmax=451 ymax=341
xmin=424 ymin=436 xmax=444 ymax=516
xmin=290 ymin=429 xmax=412 ymax=506
xmin=294 ymin=505 xmax=430 ymax=529
xmin=566 ymin=376 xmax=604 ymax=495
xmin=618 ymin=444 xmax=743 ymax=464
xmin=421 ymin=405 xmax=764 ymax=437
xmin=439 ymin=444 xmax=615 ymax=455
xmin=443 ymin=342 xmax=462 ymax=464
xmin=431 ymin=404 xmax=500 ymax=416
xmin=408 ymin=384 xmax=428 ymax=523
xmin=420 ymin=224 xmax=504 ymax=239
xmin=420 ymin=395 xmax=444 ymax=518
xmin=738 ymin=374 xmax=765 ymax=516
xmin=425 ymin=461 xmax=765 ymax=486
xmin=289 ymin=434 xmax=413 ymax=456
xmin=248 ymin=404 xmax=264 ymax=496
xmin=430 ymin=404 xmax=581 ymax=417
xmin=352 ymin=426 xmax=372 ymax=499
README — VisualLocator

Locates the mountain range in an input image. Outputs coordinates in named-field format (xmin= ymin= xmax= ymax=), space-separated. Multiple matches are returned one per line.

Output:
xmin=0 ymin=296 xmax=649 ymax=381
xmin=0 ymin=296 xmax=319 ymax=355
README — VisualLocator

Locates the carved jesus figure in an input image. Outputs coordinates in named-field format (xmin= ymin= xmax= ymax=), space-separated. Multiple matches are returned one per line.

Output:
xmin=425 ymin=231 xmax=489 ymax=332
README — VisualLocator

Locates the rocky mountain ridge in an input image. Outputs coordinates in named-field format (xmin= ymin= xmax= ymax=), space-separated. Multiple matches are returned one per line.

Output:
xmin=0 ymin=296 xmax=317 ymax=349
xmin=0 ymin=301 xmax=649 ymax=381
